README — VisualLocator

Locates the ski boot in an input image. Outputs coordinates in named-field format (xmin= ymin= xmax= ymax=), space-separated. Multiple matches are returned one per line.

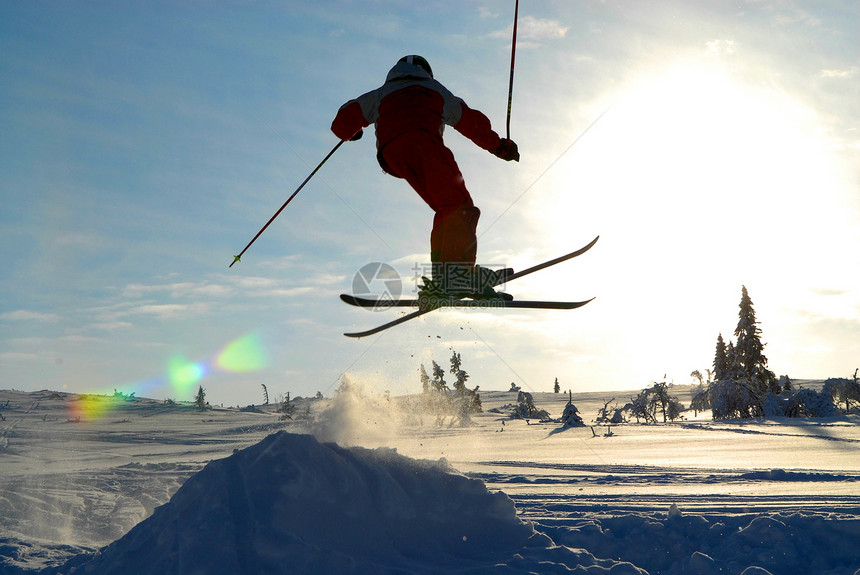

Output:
xmin=418 ymin=264 xmax=513 ymax=308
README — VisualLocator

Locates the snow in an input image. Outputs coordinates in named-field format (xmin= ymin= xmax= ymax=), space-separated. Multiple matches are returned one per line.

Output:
xmin=1 ymin=386 xmax=860 ymax=574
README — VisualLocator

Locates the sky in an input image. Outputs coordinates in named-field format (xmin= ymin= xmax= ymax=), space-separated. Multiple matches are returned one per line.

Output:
xmin=2 ymin=0 xmax=858 ymax=407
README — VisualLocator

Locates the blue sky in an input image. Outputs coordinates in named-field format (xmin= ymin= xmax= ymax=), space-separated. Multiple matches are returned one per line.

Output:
xmin=2 ymin=1 xmax=858 ymax=407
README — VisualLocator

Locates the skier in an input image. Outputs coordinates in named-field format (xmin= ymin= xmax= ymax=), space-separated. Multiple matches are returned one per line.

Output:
xmin=331 ymin=55 xmax=520 ymax=300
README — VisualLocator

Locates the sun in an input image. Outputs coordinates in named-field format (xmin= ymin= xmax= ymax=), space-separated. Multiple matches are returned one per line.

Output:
xmin=521 ymin=52 xmax=853 ymax=385
xmin=538 ymin=54 xmax=845 ymax=280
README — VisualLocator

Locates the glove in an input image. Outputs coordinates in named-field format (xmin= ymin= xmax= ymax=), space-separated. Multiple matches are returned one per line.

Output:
xmin=493 ymin=138 xmax=519 ymax=162
xmin=349 ymin=129 xmax=364 ymax=142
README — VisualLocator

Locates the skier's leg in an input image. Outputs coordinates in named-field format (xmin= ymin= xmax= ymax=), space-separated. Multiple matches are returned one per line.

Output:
xmin=380 ymin=132 xmax=477 ymax=265
xmin=431 ymin=205 xmax=480 ymax=266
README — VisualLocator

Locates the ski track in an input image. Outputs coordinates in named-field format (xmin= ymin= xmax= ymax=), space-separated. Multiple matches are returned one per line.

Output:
xmin=468 ymin=458 xmax=860 ymax=518
xmin=683 ymin=422 xmax=860 ymax=443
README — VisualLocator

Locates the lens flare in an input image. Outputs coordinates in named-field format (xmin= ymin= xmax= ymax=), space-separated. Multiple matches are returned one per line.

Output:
xmin=216 ymin=333 xmax=267 ymax=372
xmin=168 ymin=355 xmax=206 ymax=394
xmin=67 ymin=394 xmax=118 ymax=422
xmin=72 ymin=333 xmax=269 ymax=418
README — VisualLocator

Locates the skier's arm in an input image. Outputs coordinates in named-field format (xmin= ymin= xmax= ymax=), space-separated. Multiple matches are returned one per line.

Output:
xmin=453 ymin=103 xmax=519 ymax=161
xmin=331 ymin=101 xmax=370 ymax=141
xmin=452 ymin=103 xmax=501 ymax=152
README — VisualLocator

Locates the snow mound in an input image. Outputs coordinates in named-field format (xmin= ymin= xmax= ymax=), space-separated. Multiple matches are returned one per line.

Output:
xmin=64 ymin=431 xmax=642 ymax=574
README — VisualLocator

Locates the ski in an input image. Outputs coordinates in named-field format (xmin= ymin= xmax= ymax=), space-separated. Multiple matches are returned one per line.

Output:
xmin=499 ymin=235 xmax=598 ymax=285
xmin=341 ymin=235 xmax=598 ymax=338
xmin=341 ymin=294 xmax=593 ymax=310
xmin=344 ymin=307 xmax=436 ymax=338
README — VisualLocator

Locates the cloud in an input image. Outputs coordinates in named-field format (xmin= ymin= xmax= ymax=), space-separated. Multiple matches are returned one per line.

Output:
xmin=0 ymin=351 xmax=42 ymax=362
xmin=774 ymin=10 xmax=822 ymax=28
xmin=706 ymin=39 xmax=736 ymax=56
xmin=86 ymin=321 xmax=134 ymax=332
xmin=477 ymin=6 xmax=497 ymax=19
xmin=1 ymin=310 xmax=60 ymax=322
xmin=519 ymin=16 xmax=569 ymax=41
xmin=819 ymin=67 xmax=857 ymax=79
xmin=125 ymin=302 xmax=211 ymax=320
xmin=490 ymin=16 xmax=569 ymax=45
xmin=122 ymin=282 xmax=234 ymax=299
xmin=810 ymin=287 xmax=850 ymax=297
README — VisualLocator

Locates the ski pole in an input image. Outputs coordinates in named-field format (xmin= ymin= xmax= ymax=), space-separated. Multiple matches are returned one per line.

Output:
xmin=230 ymin=139 xmax=344 ymax=267
xmin=505 ymin=0 xmax=519 ymax=139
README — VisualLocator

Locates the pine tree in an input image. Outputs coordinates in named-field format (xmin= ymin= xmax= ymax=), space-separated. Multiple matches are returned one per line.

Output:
xmin=733 ymin=286 xmax=777 ymax=394
xmin=553 ymin=378 xmax=560 ymax=393
xmin=195 ymin=385 xmax=206 ymax=410
xmin=431 ymin=361 xmax=447 ymax=392
xmin=279 ymin=392 xmax=296 ymax=420
xmin=725 ymin=341 xmax=737 ymax=379
xmin=449 ymin=350 xmax=469 ymax=394
xmin=470 ymin=386 xmax=483 ymax=414
xmin=419 ymin=364 xmax=430 ymax=393
xmin=713 ymin=334 xmax=728 ymax=381
xmin=651 ymin=381 xmax=671 ymax=423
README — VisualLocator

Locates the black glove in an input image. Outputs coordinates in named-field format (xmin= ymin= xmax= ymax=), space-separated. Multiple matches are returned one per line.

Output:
xmin=493 ymin=138 xmax=519 ymax=162
xmin=349 ymin=129 xmax=364 ymax=142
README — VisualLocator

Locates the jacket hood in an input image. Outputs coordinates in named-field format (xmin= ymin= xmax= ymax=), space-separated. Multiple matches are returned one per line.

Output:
xmin=385 ymin=60 xmax=433 ymax=83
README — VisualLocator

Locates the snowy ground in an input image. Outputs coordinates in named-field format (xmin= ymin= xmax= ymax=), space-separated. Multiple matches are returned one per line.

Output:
xmin=1 ymin=385 xmax=859 ymax=574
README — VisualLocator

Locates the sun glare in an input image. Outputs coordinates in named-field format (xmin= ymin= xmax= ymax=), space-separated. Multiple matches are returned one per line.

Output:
xmin=524 ymin=53 xmax=853 ymax=384
xmin=542 ymin=56 xmax=847 ymax=282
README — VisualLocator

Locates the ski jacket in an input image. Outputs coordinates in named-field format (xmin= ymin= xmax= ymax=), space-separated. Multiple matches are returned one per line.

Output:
xmin=331 ymin=60 xmax=502 ymax=155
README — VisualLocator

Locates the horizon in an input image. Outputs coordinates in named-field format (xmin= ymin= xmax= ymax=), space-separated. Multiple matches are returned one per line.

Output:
xmin=2 ymin=2 xmax=858 ymax=408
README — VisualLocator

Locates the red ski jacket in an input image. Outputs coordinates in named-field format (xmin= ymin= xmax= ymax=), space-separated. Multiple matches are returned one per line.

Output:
xmin=331 ymin=60 xmax=502 ymax=156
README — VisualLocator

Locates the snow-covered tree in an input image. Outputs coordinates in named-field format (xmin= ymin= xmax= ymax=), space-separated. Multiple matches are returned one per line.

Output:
xmin=651 ymin=382 xmax=672 ymax=423
xmin=469 ymin=386 xmax=483 ymax=414
xmin=431 ymin=361 xmax=448 ymax=393
xmin=690 ymin=386 xmax=710 ymax=415
xmin=560 ymin=391 xmax=584 ymax=427
xmin=666 ymin=397 xmax=684 ymax=422
xmin=733 ymin=286 xmax=777 ymax=395
xmin=705 ymin=286 xmax=781 ymax=419
xmin=724 ymin=341 xmax=738 ymax=380
xmin=449 ymin=350 xmax=481 ymax=423
xmin=823 ymin=371 xmax=860 ymax=414
xmin=553 ymin=378 xmax=560 ymax=393
xmin=419 ymin=364 xmax=430 ymax=394
xmin=627 ymin=389 xmax=652 ymax=423
xmin=596 ymin=398 xmax=626 ymax=424
xmin=514 ymin=391 xmax=550 ymax=420
xmin=710 ymin=380 xmax=759 ymax=419
xmin=713 ymin=334 xmax=729 ymax=381
xmin=418 ymin=352 xmax=482 ymax=427
xmin=784 ymin=389 xmax=838 ymax=418
xmin=279 ymin=392 xmax=296 ymax=420
xmin=449 ymin=351 xmax=469 ymax=394
xmin=195 ymin=385 xmax=207 ymax=410
xmin=624 ymin=382 xmax=685 ymax=423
